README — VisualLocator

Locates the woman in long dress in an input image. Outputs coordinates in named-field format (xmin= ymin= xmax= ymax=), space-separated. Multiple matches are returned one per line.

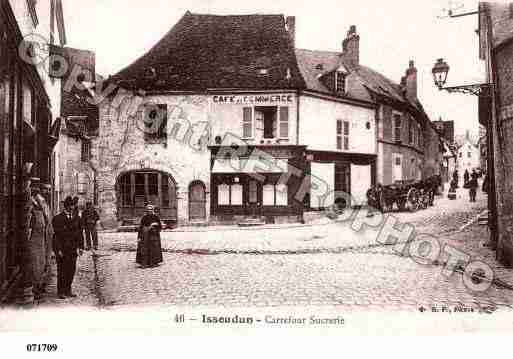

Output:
xmin=136 ymin=205 xmax=163 ymax=268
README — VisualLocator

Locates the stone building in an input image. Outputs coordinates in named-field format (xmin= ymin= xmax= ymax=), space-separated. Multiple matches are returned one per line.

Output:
xmin=456 ymin=134 xmax=480 ymax=177
xmin=90 ymin=12 xmax=442 ymax=229
xmin=1 ymin=0 xmax=66 ymax=303
xmin=478 ymin=2 xmax=513 ymax=265
xmin=52 ymin=47 xmax=98 ymax=212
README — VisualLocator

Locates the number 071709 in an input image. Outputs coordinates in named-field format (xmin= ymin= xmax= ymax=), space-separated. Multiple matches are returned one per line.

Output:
xmin=26 ymin=344 xmax=58 ymax=352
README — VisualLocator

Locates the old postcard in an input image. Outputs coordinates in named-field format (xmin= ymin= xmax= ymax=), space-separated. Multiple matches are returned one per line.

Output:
xmin=1 ymin=0 xmax=513 ymax=353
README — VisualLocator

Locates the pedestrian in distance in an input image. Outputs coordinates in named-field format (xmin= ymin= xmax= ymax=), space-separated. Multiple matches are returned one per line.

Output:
xmin=453 ymin=170 xmax=459 ymax=188
xmin=52 ymin=196 xmax=84 ymax=299
xmin=468 ymin=171 xmax=478 ymax=203
xmin=136 ymin=204 xmax=163 ymax=268
xmin=83 ymin=201 xmax=100 ymax=250
xmin=366 ymin=183 xmax=383 ymax=217
xmin=463 ymin=169 xmax=470 ymax=188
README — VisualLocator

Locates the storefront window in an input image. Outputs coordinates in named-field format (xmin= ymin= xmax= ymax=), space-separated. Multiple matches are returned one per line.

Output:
xmin=218 ymin=183 xmax=229 ymax=205
xmin=231 ymin=184 xmax=242 ymax=205
xmin=276 ymin=184 xmax=288 ymax=206
xmin=262 ymin=184 xmax=274 ymax=205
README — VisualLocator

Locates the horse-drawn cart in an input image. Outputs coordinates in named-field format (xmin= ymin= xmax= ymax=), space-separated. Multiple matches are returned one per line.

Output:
xmin=374 ymin=175 xmax=441 ymax=213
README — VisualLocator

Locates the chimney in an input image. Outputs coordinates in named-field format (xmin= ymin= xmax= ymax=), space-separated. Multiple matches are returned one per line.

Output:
xmin=342 ymin=25 xmax=360 ymax=68
xmin=286 ymin=16 xmax=296 ymax=47
xmin=405 ymin=60 xmax=417 ymax=100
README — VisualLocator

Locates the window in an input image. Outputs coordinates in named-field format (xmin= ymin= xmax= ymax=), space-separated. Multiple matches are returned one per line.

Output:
xmin=395 ymin=156 xmax=401 ymax=166
xmin=276 ymin=184 xmax=288 ymax=206
xmin=279 ymin=106 xmax=289 ymax=139
xmin=81 ymin=139 xmax=91 ymax=162
xmin=337 ymin=120 xmax=342 ymax=150
xmin=143 ymin=103 xmax=167 ymax=143
xmin=335 ymin=71 xmax=345 ymax=93
xmin=263 ymin=184 xmax=288 ymax=206
xmin=231 ymin=184 xmax=243 ymax=205
xmin=242 ymin=107 xmax=253 ymax=138
xmin=77 ymin=172 xmax=88 ymax=194
xmin=408 ymin=119 xmax=413 ymax=144
xmin=22 ymin=81 xmax=32 ymax=125
xmin=336 ymin=120 xmax=350 ymax=150
xmin=256 ymin=106 xmax=277 ymax=139
xmin=263 ymin=184 xmax=275 ymax=205
xmin=218 ymin=184 xmax=230 ymax=205
xmin=393 ymin=113 xmax=402 ymax=142
xmin=249 ymin=180 xmax=258 ymax=203
xmin=245 ymin=106 xmax=289 ymax=141
xmin=459 ymin=152 xmax=463 ymax=158
xmin=467 ymin=152 xmax=471 ymax=158
xmin=217 ymin=183 xmax=243 ymax=205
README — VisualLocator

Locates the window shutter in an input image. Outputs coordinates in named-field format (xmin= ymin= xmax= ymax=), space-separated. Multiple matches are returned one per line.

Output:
xmin=343 ymin=121 xmax=350 ymax=150
xmin=157 ymin=104 xmax=167 ymax=139
xmin=336 ymin=119 xmax=342 ymax=150
xmin=242 ymin=107 xmax=252 ymax=138
xmin=279 ymin=106 xmax=289 ymax=138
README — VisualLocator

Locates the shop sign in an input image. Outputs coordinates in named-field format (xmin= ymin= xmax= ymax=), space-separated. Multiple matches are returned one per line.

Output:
xmin=212 ymin=94 xmax=294 ymax=105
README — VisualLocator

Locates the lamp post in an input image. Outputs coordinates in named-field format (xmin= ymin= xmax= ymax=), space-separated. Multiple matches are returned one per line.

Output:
xmin=432 ymin=58 xmax=492 ymax=96
xmin=431 ymin=57 xmax=497 ymax=248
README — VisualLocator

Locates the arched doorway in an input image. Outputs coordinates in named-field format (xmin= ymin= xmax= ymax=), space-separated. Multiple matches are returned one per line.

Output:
xmin=189 ymin=181 xmax=206 ymax=221
xmin=116 ymin=170 xmax=177 ymax=224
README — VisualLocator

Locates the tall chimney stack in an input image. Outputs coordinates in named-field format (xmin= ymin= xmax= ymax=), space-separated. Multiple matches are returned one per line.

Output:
xmin=342 ymin=25 xmax=360 ymax=68
xmin=405 ymin=60 xmax=417 ymax=100
xmin=286 ymin=16 xmax=296 ymax=47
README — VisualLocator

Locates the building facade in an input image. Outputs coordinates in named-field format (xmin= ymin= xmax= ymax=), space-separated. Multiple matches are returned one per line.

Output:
xmin=479 ymin=2 xmax=513 ymax=265
xmin=90 ymin=12 xmax=441 ymax=229
xmin=456 ymin=137 xmax=480 ymax=177
xmin=1 ymin=0 xmax=66 ymax=303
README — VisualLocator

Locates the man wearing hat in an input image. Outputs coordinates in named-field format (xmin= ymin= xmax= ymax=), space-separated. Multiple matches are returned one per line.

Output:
xmin=52 ymin=196 xmax=84 ymax=299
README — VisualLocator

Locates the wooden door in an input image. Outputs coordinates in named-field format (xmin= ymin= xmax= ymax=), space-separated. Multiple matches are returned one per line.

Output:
xmin=189 ymin=181 xmax=206 ymax=220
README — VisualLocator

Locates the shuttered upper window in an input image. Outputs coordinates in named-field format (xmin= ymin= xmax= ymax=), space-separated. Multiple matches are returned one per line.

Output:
xmin=337 ymin=120 xmax=350 ymax=150
xmin=242 ymin=107 xmax=253 ymax=138
xmin=393 ymin=113 xmax=402 ymax=142
xmin=279 ymin=106 xmax=289 ymax=139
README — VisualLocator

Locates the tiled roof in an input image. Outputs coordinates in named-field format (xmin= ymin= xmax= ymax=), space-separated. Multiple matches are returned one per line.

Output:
xmin=110 ymin=12 xmax=305 ymax=91
xmin=295 ymin=48 xmax=416 ymax=108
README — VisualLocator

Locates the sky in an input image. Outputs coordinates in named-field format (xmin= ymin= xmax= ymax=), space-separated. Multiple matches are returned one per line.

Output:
xmin=62 ymin=0 xmax=490 ymax=137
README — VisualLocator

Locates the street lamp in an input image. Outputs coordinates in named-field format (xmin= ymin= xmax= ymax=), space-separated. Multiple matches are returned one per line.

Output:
xmin=432 ymin=58 xmax=450 ymax=89
xmin=431 ymin=58 xmax=492 ymax=96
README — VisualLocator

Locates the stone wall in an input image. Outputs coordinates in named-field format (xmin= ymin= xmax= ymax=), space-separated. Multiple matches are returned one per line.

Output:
xmin=55 ymin=134 xmax=96 ymax=211
xmin=94 ymin=94 xmax=211 ymax=228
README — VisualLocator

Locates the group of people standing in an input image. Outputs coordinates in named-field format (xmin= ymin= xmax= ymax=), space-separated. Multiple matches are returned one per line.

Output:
xmin=450 ymin=169 xmax=481 ymax=202
xmin=51 ymin=196 xmax=99 ymax=299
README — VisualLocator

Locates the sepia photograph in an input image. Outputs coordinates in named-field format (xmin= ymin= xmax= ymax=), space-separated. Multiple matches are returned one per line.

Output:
xmin=1 ymin=0 xmax=513 ymax=352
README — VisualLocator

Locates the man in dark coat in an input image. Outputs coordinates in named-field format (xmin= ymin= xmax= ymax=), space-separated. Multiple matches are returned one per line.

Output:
xmin=463 ymin=169 xmax=470 ymax=186
xmin=52 ymin=196 xmax=84 ymax=298
xmin=468 ymin=170 xmax=479 ymax=203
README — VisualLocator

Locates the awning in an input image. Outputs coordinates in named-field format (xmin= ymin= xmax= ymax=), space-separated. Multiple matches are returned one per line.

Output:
xmin=212 ymin=156 xmax=288 ymax=174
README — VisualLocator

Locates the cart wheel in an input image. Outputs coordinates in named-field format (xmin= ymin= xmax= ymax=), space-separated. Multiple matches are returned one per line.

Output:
xmin=406 ymin=188 xmax=419 ymax=212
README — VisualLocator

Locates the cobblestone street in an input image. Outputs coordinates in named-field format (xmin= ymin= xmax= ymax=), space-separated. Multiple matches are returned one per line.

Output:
xmin=33 ymin=187 xmax=513 ymax=311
